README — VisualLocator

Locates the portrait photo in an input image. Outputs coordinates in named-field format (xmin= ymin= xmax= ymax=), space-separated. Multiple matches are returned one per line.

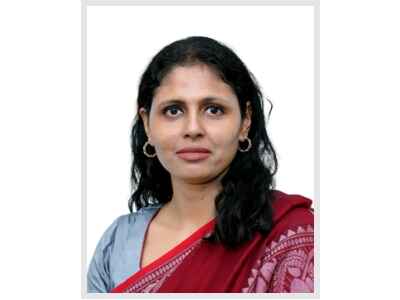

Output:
xmin=83 ymin=0 xmax=318 ymax=295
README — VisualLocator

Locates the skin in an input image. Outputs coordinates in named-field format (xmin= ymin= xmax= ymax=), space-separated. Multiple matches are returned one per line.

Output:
xmin=139 ymin=63 xmax=251 ymax=237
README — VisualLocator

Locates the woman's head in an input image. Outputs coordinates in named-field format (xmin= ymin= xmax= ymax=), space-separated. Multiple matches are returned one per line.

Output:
xmin=130 ymin=36 xmax=278 ymax=247
xmin=139 ymin=63 xmax=251 ymax=184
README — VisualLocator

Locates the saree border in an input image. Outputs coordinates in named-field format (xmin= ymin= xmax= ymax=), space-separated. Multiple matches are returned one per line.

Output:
xmin=111 ymin=218 xmax=216 ymax=292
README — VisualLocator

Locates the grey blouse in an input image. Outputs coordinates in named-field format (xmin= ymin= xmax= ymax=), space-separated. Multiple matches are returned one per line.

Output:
xmin=87 ymin=206 xmax=161 ymax=293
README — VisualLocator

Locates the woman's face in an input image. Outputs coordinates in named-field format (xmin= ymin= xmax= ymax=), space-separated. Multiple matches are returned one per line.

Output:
xmin=139 ymin=64 xmax=251 ymax=184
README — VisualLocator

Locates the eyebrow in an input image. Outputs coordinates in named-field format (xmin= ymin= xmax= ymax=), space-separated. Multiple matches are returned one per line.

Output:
xmin=157 ymin=96 xmax=230 ymax=107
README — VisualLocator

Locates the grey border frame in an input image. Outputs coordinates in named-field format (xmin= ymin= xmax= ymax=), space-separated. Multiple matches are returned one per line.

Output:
xmin=81 ymin=0 xmax=320 ymax=298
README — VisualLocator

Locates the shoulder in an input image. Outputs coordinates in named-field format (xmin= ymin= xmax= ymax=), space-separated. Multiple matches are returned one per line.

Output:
xmin=266 ymin=190 xmax=314 ymax=278
xmin=269 ymin=191 xmax=314 ymax=292
xmin=271 ymin=190 xmax=314 ymax=228
xmin=87 ymin=206 xmax=161 ymax=293
xmin=243 ymin=191 xmax=314 ymax=293
xmin=97 ymin=206 xmax=162 ymax=249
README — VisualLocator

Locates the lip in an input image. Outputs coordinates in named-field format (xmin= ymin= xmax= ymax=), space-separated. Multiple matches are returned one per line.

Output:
xmin=176 ymin=147 xmax=211 ymax=154
xmin=176 ymin=147 xmax=211 ymax=162
xmin=176 ymin=152 xmax=211 ymax=161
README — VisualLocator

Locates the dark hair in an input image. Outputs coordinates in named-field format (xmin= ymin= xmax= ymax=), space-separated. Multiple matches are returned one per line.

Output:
xmin=129 ymin=36 xmax=278 ymax=248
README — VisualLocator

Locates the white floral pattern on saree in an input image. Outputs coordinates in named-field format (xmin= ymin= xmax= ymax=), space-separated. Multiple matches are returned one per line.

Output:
xmin=242 ymin=225 xmax=314 ymax=293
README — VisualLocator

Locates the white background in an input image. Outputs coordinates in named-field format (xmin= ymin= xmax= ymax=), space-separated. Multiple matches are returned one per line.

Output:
xmin=1 ymin=0 xmax=400 ymax=300
xmin=86 ymin=5 xmax=314 ymax=264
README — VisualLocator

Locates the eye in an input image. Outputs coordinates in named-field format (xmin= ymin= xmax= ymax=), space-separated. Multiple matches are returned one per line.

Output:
xmin=205 ymin=105 xmax=224 ymax=116
xmin=163 ymin=105 xmax=183 ymax=117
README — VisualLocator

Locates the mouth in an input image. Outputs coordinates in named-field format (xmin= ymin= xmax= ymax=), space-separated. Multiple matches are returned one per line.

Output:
xmin=176 ymin=148 xmax=211 ymax=162
xmin=176 ymin=152 xmax=211 ymax=161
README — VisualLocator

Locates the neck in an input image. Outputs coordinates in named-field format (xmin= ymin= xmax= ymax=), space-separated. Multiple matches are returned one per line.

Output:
xmin=160 ymin=176 xmax=222 ymax=230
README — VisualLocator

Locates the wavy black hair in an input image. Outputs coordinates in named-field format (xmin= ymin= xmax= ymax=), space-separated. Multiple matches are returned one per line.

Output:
xmin=128 ymin=36 xmax=278 ymax=248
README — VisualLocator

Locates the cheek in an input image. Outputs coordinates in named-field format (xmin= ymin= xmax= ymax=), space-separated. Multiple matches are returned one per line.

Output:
xmin=208 ymin=124 xmax=241 ymax=159
xmin=150 ymin=129 xmax=178 ymax=173
xmin=210 ymin=118 xmax=241 ymax=144
xmin=154 ymin=134 xmax=177 ymax=152
xmin=149 ymin=123 xmax=180 ymax=154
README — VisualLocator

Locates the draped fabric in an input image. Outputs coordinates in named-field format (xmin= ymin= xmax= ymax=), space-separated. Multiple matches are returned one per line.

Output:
xmin=111 ymin=190 xmax=314 ymax=293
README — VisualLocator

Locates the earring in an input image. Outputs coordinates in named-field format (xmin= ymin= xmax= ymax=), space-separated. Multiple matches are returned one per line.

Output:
xmin=238 ymin=137 xmax=252 ymax=152
xmin=143 ymin=141 xmax=157 ymax=158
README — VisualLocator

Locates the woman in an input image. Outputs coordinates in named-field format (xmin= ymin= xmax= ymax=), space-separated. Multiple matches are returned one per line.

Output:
xmin=87 ymin=36 xmax=314 ymax=293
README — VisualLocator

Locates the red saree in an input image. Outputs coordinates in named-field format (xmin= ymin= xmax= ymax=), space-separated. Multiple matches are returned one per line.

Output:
xmin=111 ymin=190 xmax=314 ymax=293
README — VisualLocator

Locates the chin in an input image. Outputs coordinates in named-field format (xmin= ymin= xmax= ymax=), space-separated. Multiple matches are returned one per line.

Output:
xmin=177 ymin=172 xmax=216 ymax=183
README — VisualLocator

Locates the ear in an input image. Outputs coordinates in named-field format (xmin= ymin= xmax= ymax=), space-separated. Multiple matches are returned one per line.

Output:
xmin=239 ymin=101 xmax=252 ymax=141
xmin=139 ymin=107 xmax=151 ymax=142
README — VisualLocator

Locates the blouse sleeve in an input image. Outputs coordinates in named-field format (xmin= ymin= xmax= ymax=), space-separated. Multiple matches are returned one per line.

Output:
xmin=87 ymin=216 xmax=122 ymax=293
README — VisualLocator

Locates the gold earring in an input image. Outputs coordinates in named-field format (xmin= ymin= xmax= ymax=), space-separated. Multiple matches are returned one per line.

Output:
xmin=143 ymin=141 xmax=157 ymax=158
xmin=238 ymin=137 xmax=252 ymax=152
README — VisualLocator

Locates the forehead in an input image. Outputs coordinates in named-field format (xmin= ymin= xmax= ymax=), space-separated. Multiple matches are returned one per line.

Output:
xmin=153 ymin=64 xmax=236 ymax=103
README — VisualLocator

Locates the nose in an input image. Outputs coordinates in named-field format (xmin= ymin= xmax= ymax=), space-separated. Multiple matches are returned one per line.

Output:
xmin=183 ymin=110 xmax=205 ymax=139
